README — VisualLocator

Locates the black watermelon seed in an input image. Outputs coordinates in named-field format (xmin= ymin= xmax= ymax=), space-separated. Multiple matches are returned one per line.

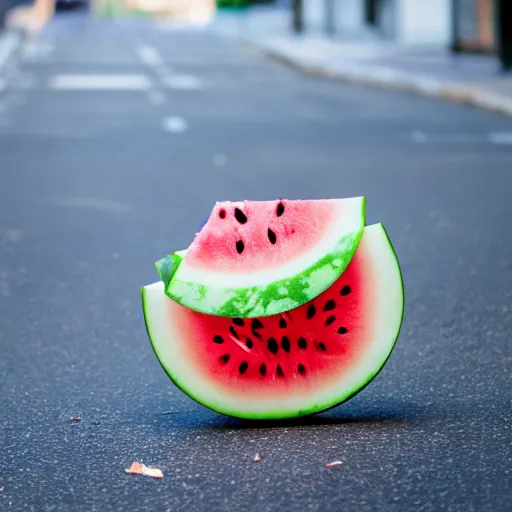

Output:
xmin=279 ymin=317 xmax=287 ymax=328
xmin=276 ymin=202 xmax=285 ymax=217
xmin=276 ymin=365 xmax=285 ymax=377
xmin=232 ymin=318 xmax=244 ymax=326
xmin=337 ymin=326 xmax=348 ymax=335
xmin=323 ymin=299 xmax=336 ymax=312
xmin=234 ymin=208 xmax=248 ymax=224
xmin=297 ymin=337 xmax=308 ymax=349
xmin=306 ymin=304 xmax=316 ymax=319
xmin=297 ymin=364 xmax=306 ymax=376
xmin=219 ymin=354 xmax=230 ymax=364
xmin=245 ymin=338 xmax=254 ymax=349
xmin=317 ymin=341 xmax=327 ymax=352
xmin=340 ymin=285 xmax=351 ymax=296
xmin=229 ymin=326 xmax=240 ymax=339
xmin=259 ymin=364 xmax=267 ymax=376
xmin=325 ymin=315 xmax=336 ymax=327
xmin=281 ymin=336 xmax=291 ymax=352
xmin=213 ymin=335 xmax=224 ymax=344
xmin=267 ymin=228 xmax=277 ymax=245
xmin=239 ymin=362 xmax=248 ymax=375
xmin=252 ymin=318 xmax=264 ymax=330
xmin=236 ymin=240 xmax=245 ymax=254
xmin=252 ymin=329 xmax=262 ymax=340
xmin=219 ymin=209 xmax=226 ymax=219
xmin=267 ymin=337 xmax=279 ymax=354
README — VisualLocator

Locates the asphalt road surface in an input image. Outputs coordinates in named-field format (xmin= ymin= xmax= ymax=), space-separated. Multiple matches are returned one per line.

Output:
xmin=0 ymin=12 xmax=511 ymax=512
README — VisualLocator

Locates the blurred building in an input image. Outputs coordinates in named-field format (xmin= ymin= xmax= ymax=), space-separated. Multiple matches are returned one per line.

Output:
xmin=301 ymin=0 xmax=452 ymax=46
xmin=298 ymin=0 xmax=511 ymax=68
xmin=89 ymin=0 xmax=217 ymax=22
xmin=301 ymin=1 xmax=507 ymax=50
xmin=128 ymin=0 xmax=216 ymax=22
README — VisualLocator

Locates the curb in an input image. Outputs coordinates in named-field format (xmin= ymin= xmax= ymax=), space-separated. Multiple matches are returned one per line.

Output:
xmin=246 ymin=38 xmax=512 ymax=118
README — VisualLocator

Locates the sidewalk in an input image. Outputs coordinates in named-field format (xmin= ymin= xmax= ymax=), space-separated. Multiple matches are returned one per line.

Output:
xmin=217 ymin=8 xmax=512 ymax=118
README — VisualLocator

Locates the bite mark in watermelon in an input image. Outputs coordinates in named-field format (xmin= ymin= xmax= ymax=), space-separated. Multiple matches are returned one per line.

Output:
xmin=143 ymin=223 xmax=404 ymax=420
xmin=164 ymin=197 xmax=365 ymax=318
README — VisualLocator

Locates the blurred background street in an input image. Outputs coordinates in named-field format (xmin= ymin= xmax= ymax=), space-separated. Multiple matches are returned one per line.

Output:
xmin=0 ymin=1 xmax=511 ymax=511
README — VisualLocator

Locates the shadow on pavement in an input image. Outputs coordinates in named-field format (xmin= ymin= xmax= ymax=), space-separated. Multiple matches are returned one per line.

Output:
xmin=151 ymin=397 xmax=428 ymax=432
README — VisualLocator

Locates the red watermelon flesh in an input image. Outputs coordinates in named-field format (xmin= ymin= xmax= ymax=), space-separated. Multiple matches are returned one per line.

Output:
xmin=174 ymin=257 xmax=366 ymax=395
xmin=143 ymin=223 xmax=404 ymax=419
xmin=188 ymin=199 xmax=355 ymax=272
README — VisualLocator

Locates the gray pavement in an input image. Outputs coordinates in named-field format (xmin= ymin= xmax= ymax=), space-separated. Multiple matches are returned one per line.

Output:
xmin=0 ymin=11 xmax=511 ymax=512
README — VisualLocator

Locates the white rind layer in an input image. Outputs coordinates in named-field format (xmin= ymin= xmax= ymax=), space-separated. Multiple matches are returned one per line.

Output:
xmin=142 ymin=223 xmax=404 ymax=419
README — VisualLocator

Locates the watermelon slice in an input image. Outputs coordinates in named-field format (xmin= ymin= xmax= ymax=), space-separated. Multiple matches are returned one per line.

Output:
xmin=142 ymin=223 xmax=404 ymax=420
xmin=163 ymin=197 xmax=365 ymax=318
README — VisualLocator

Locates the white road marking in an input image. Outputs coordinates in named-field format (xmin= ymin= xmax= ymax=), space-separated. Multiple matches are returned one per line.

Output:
xmin=48 ymin=74 xmax=152 ymax=91
xmin=163 ymin=75 xmax=203 ymax=90
xmin=162 ymin=116 xmax=188 ymax=133
xmin=488 ymin=133 xmax=512 ymax=145
xmin=0 ymin=32 xmax=20 ymax=73
xmin=148 ymin=90 xmax=165 ymax=105
xmin=136 ymin=45 xmax=163 ymax=67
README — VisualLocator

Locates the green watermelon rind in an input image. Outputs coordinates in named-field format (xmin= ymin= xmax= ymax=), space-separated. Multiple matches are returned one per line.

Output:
xmin=155 ymin=250 xmax=187 ymax=289
xmin=164 ymin=229 xmax=363 ymax=318
xmin=142 ymin=223 xmax=405 ymax=420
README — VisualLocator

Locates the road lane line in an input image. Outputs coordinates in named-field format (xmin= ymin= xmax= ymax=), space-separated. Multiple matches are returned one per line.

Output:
xmin=48 ymin=74 xmax=152 ymax=91
xmin=163 ymin=75 xmax=203 ymax=90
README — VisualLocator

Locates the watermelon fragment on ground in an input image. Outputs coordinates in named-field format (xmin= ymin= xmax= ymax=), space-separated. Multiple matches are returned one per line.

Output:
xmin=161 ymin=197 xmax=366 ymax=318
xmin=325 ymin=461 xmax=344 ymax=468
xmin=142 ymin=222 xmax=404 ymax=420
xmin=125 ymin=462 xmax=164 ymax=479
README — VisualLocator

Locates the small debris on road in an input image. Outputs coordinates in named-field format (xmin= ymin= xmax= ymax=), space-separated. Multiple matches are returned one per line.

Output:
xmin=125 ymin=461 xmax=163 ymax=479
xmin=325 ymin=461 xmax=343 ymax=468
xmin=253 ymin=453 xmax=262 ymax=462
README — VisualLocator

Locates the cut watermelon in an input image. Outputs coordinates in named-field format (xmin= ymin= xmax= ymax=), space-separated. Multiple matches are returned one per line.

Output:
xmin=142 ymin=223 xmax=404 ymax=420
xmin=163 ymin=197 xmax=365 ymax=318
